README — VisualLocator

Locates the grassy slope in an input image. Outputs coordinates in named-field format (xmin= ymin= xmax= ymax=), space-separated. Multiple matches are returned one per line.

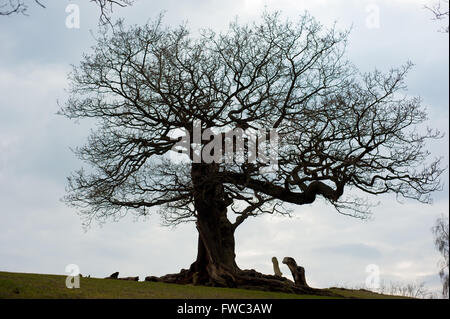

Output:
xmin=0 ymin=271 xmax=407 ymax=299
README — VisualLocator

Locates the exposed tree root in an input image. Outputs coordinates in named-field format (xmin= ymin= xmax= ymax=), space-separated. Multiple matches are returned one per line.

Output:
xmin=145 ymin=268 xmax=339 ymax=297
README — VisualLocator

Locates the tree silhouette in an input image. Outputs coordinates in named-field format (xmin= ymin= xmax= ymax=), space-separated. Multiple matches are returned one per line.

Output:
xmin=60 ymin=12 xmax=444 ymax=291
xmin=432 ymin=214 xmax=449 ymax=298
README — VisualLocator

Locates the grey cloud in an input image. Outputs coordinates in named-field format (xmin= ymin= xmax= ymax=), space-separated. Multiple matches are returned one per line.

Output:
xmin=316 ymin=243 xmax=382 ymax=260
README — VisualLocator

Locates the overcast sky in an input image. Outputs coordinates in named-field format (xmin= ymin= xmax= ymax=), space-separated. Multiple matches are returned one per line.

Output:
xmin=0 ymin=0 xmax=448 ymax=296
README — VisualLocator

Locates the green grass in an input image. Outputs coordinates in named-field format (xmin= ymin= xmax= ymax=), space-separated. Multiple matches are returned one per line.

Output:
xmin=0 ymin=271 xmax=407 ymax=299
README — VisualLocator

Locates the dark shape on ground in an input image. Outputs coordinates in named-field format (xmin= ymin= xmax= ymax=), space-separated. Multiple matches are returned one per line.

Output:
xmin=104 ymin=272 xmax=139 ymax=281
xmin=144 ymin=257 xmax=328 ymax=296
xmin=118 ymin=276 xmax=139 ymax=281
xmin=145 ymin=276 xmax=160 ymax=282
xmin=104 ymin=272 xmax=119 ymax=279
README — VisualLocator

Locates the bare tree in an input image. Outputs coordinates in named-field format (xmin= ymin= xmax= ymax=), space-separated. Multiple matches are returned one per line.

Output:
xmin=0 ymin=0 xmax=133 ymax=22
xmin=383 ymin=281 xmax=433 ymax=299
xmin=425 ymin=0 xmax=449 ymax=33
xmin=336 ymin=281 xmax=435 ymax=298
xmin=60 ymin=12 xmax=444 ymax=292
xmin=432 ymin=214 xmax=449 ymax=298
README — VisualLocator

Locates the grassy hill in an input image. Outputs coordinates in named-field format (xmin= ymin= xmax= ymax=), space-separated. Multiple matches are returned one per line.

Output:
xmin=0 ymin=271 xmax=407 ymax=299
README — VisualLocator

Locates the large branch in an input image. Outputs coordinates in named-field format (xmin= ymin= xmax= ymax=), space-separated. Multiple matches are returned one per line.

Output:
xmin=223 ymin=171 xmax=344 ymax=205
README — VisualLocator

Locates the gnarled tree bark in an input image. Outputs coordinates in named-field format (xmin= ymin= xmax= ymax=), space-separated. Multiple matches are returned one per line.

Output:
xmin=283 ymin=257 xmax=309 ymax=287
xmin=189 ymin=162 xmax=239 ymax=287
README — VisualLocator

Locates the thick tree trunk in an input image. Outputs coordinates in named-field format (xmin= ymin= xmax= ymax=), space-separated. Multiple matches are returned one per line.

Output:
xmin=188 ymin=162 xmax=240 ymax=287
xmin=146 ymin=162 xmax=338 ymax=296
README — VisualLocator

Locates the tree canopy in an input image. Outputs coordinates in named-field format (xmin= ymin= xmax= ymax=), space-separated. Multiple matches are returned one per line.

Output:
xmin=62 ymin=13 xmax=442 ymax=224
